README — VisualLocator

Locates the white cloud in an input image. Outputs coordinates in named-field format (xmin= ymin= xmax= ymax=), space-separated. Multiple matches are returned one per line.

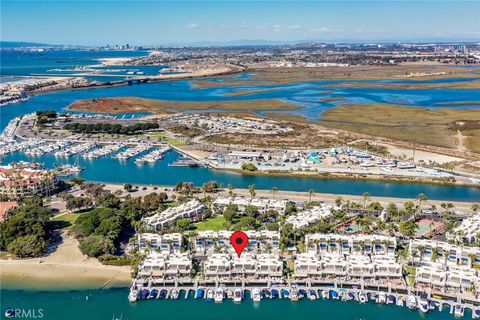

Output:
xmin=185 ymin=23 xmax=198 ymax=28
xmin=311 ymin=27 xmax=343 ymax=34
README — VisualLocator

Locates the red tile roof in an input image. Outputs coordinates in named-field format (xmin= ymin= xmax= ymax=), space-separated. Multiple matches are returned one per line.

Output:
xmin=0 ymin=201 xmax=18 ymax=222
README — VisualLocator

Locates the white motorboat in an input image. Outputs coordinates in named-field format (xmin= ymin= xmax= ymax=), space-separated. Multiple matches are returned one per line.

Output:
xmin=376 ymin=292 xmax=387 ymax=304
xmin=407 ymin=295 xmax=417 ymax=310
xmin=214 ymin=288 xmax=224 ymax=303
xmin=359 ymin=292 xmax=368 ymax=303
xmin=321 ymin=290 xmax=329 ymax=299
xmin=205 ymin=289 xmax=214 ymax=302
xmin=252 ymin=288 xmax=262 ymax=303
xmin=233 ymin=288 xmax=243 ymax=303
xmin=170 ymin=289 xmax=179 ymax=300
xmin=418 ymin=294 xmax=429 ymax=313
xmin=454 ymin=304 xmax=464 ymax=317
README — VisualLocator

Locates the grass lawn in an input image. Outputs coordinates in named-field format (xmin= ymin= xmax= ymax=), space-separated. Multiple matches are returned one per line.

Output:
xmin=404 ymin=266 xmax=416 ymax=287
xmin=146 ymin=132 xmax=187 ymax=147
xmin=193 ymin=216 xmax=227 ymax=231
xmin=51 ymin=212 xmax=81 ymax=230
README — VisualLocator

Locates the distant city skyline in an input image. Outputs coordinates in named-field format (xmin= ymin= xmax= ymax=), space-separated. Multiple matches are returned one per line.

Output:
xmin=1 ymin=1 xmax=479 ymax=46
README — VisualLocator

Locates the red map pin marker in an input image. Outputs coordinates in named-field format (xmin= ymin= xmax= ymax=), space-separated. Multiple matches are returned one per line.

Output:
xmin=230 ymin=231 xmax=249 ymax=257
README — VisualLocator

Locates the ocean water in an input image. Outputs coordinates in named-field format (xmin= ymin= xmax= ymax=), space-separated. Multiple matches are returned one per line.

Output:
xmin=0 ymin=288 xmax=471 ymax=320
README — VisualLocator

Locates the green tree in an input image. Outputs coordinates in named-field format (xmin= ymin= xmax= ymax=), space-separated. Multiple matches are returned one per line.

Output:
xmin=399 ymin=220 xmax=419 ymax=239
xmin=78 ymin=235 xmax=115 ymax=257
xmin=248 ymin=184 xmax=256 ymax=199
xmin=6 ymin=235 xmax=46 ymax=258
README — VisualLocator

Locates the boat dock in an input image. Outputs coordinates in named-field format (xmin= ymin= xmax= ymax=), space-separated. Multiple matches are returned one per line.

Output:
xmin=128 ymin=281 xmax=479 ymax=317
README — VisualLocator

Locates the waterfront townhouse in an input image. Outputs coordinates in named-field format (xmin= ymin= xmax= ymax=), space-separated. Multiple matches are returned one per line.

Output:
xmin=194 ymin=230 xmax=280 ymax=256
xmin=294 ymin=252 xmax=323 ymax=278
xmin=305 ymin=234 xmax=397 ymax=256
xmin=231 ymin=253 xmax=257 ymax=278
xmin=143 ymin=199 xmax=205 ymax=230
xmin=286 ymin=204 xmax=333 ymax=229
xmin=321 ymin=252 xmax=348 ymax=277
xmin=371 ymin=256 xmax=402 ymax=280
xmin=256 ymin=253 xmax=283 ymax=278
xmin=445 ymin=265 xmax=478 ymax=290
xmin=138 ymin=252 xmax=191 ymax=278
xmin=204 ymin=252 xmax=283 ymax=280
xmin=204 ymin=253 xmax=232 ymax=278
xmin=409 ymin=239 xmax=480 ymax=266
xmin=415 ymin=262 xmax=447 ymax=288
xmin=136 ymin=233 xmax=183 ymax=253
xmin=0 ymin=165 xmax=57 ymax=199
xmin=347 ymin=254 xmax=376 ymax=279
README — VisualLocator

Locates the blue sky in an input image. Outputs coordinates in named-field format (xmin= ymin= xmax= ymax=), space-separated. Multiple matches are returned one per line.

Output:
xmin=1 ymin=1 xmax=479 ymax=45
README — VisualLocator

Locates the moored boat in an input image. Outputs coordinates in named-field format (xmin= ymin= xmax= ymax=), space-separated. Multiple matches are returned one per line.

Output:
xmin=252 ymin=288 xmax=262 ymax=302
xmin=205 ymin=289 xmax=214 ymax=302
xmin=407 ymin=295 xmax=417 ymax=310
xmin=233 ymin=288 xmax=243 ymax=303
xmin=214 ymin=288 xmax=224 ymax=303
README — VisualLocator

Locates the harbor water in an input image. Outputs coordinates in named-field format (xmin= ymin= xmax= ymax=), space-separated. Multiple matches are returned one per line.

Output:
xmin=1 ymin=288 xmax=471 ymax=320
xmin=1 ymin=51 xmax=480 ymax=200
xmin=1 ymin=149 xmax=480 ymax=201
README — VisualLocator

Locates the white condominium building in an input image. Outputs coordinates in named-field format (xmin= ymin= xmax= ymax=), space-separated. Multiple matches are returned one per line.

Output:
xmin=204 ymin=252 xmax=283 ymax=279
xmin=286 ymin=204 xmax=334 ymax=229
xmin=136 ymin=233 xmax=183 ymax=253
xmin=138 ymin=252 xmax=191 ymax=277
xmin=305 ymin=234 xmax=397 ymax=256
xmin=416 ymin=262 xmax=479 ymax=290
xmin=447 ymin=214 xmax=480 ymax=244
xmin=212 ymin=196 xmax=289 ymax=215
xmin=143 ymin=199 xmax=205 ymax=230
xmin=294 ymin=252 xmax=402 ymax=279
xmin=409 ymin=239 xmax=480 ymax=266
xmin=194 ymin=230 xmax=280 ymax=255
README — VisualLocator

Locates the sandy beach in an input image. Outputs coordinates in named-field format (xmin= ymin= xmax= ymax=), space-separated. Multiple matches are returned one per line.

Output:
xmin=0 ymin=234 xmax=131 ymax=291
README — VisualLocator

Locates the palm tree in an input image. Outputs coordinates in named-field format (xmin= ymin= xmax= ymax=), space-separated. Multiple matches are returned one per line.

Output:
xmin=335 ymin=196 xmax=343 ymax=208
xmin=471 ymin=204 xmax=480 ymax=214
xmin=362 ymin=192 xmax=370 ymax=209
xmin=308 ymin=189 xmax=314 ymax=204
xmin=416 ymin=193 xmax=427 ymax=216
xmin=248 ymin=184 xmax=256 ymax=199
xmin=227 ymin=184 xmax=235 ymax=197
xmin=431 ymin=248 xmax=439 ymax=262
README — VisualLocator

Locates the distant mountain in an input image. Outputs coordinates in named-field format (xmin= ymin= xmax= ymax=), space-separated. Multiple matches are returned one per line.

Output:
xmin=0 ymin=41 xmax=59 ymax=48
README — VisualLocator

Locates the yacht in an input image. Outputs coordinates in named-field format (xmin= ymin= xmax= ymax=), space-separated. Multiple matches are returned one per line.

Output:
xmin=453 ymin=304 xmax=465 ymax=317
xmin=407 ymin=295 xmax=417 ymax=309
xmin=205 ymin=289 xmax=214 ymax=302
xmin=233 ymin=288 xmax=243 ymax=303
xmin=473 ymin=306 xmax=480 ymax=319
xmin=308 ymin=289 xmax=318 ymax=300
xmin=290 ymin=289 xmax=299 ymax=302
xmin=359 ymin=292 xmax=368 ymax=303
xmin=128 ymin=289 xmax=138 ymax=303
xmin=252 ymin=288 xmax=262 ymax=302
xmin=417 ymin=294 xmax=429 ymax=313
xmin=170 ymin=289 xmax=179 ymax=300
xmin=214 ymin=288 xmax=224 ymax=303
xmin=321 ymin=290 xmax=329 ymax=299
xmin=376 ymin=292 xmax=387 ymax=304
